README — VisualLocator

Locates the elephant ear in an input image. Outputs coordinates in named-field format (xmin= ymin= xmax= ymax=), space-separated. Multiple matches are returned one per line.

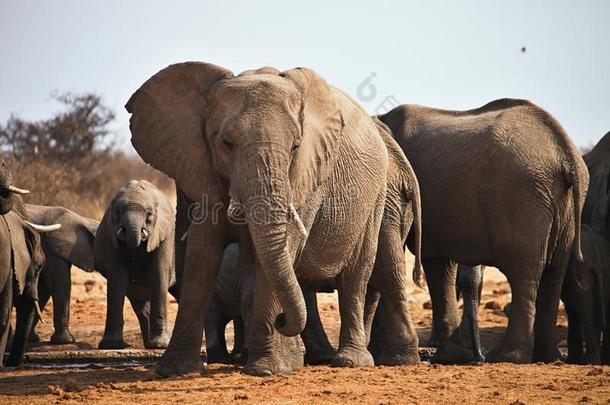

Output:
xmin=140 ymin=181 xmax=175 ymax=252
xmin=94 ymin=205 xmax=117 ymax=277
xmin=126 ymin=62 xmax=233 ymax=201
xmin=4 ymin=212 xmax=31 ymax=295
xmin=24 ymin=205 xmax=98 ymax=272
xmin=280 ymin=68 xmax=344 ymax=208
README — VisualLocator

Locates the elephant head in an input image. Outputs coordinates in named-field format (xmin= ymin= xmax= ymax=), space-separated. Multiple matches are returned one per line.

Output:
xmin=4 ymin=211 xmax=56 ymax=366
xmin=126 ymin=63 xmax=344 ymax=336
xmin=102 ymin=179 xmax=173 ymax=252
xmin=0 ymin=153 xmax=30 ymax=215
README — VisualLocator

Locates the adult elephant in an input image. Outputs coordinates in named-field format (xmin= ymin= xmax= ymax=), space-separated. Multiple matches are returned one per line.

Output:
xmin=562 ymin=130 xmax=610 ymax=364
xmin=126 ymin=62 xmax=422 ymax=376
xmin=378 ymin=99 xmax=588 ymax=364
xmin=0 ymin=156 xmax=61 ymax=366
xmin=25 ymin=204 xmax=98 ymax=344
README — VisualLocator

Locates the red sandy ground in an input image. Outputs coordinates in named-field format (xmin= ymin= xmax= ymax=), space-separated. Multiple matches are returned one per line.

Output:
xmin=1 ymin=264 xmax=609 ymax=404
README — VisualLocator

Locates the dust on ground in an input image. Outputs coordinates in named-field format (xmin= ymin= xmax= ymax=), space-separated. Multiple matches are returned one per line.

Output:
xmin=2 ymin=262 xmax=609 ymax=404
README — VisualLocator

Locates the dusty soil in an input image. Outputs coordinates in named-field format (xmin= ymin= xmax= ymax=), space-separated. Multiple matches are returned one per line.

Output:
xmin=1 ymin=262 xmax=609 ymax=404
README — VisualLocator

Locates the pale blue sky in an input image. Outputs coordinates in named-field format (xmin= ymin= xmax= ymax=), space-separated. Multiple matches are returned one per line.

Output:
xmin=1 ymin=1 xmax=608 ymax=150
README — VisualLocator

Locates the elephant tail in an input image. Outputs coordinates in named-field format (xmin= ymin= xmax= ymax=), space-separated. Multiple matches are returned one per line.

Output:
xmin=540 ymin=103 xmax=589 ymax=263
xmin=561 ymin=135 xmax=588 ymax=263
xmin=403 ymin=161 xmax=424 ymax=288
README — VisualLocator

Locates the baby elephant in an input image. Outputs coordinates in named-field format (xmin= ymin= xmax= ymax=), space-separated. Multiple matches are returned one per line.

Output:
xmin=95 ymin=180 xmax=175 ymax=349
xmin=562 ymin=224 xmax=610 ymax=364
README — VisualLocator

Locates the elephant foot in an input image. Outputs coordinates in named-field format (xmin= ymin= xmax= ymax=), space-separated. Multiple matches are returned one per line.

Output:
xmin=486 ymin=343 xmax=532 ymax=364
xmin=50 ymin=329 xmax=76 ymax=345
xmin=207 ymin=348 xmax=232 ymax=364
xmin=154 ymin=350 xmax=204 ymax=377
xmin=533 ymin=346 xmax=563 ymax=363
xmin=432 ymin=339 xmax=480 ymax=364
xmin=376 ymin=346 xmax=420 ymax=366
xmin=98 ymin=338 xmax=130 ymax=350
xmin=231 ymin=347 xmax=248 ymax=365
xmin=145 ymin=334 xmax=170 ymax=349
xmin=29 ymin=331 xmax=41 ymax=343
xmin=304 ymin=346 xmax=336 ymax=365
xmin=331 ymin=346 xmax=374 ymax=368
xmin=244 ymin=352 xmax=302 ymax=376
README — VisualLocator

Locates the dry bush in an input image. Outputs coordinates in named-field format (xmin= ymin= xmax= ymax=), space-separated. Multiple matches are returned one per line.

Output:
xmin=12 ymin=152 xmax=175 ymax=219
xmin=1 ymin=91 xmax=175 ymax=219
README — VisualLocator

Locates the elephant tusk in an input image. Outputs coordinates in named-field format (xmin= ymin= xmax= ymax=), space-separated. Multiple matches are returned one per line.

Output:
xmin=34 ymin=300 xmax=45 ymax=324
xmin=290 ymin=203 xmax=308 ymax=238
xmin=180 ymin=229 xmax=189 ymax=242
xmin=25 ymin=221 xmax=61 ymax=233
xmin=227 ymin=198 xmax=245 ymax=222
xmin=7 ymin=185 xmax=30 ymax=194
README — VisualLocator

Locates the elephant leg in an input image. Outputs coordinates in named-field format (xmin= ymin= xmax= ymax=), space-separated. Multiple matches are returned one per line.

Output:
xmin=232 ymin=317 xmax=246 ymax=363
xmin=204 ymin=296 xmax=231 ymax=364
xmin=533 ymin=263 xmax=568 ymax=362
xmin=48 ymin=258 xmax=75 ymax=344
xmin=129 ymin=298 xmax=151 ymax=346
xmin=601 ymin=324 xmax=610 ymax=365
xmin=487 ymin=266 xmax=540 ymax=363
xmin=154 ymin=222 xmax=225 ymax=377
xmin=565 ymin=304 xmax=584 ymax=364
xmin=301 ymin=287 xmax=335 ymax=365
xmin=364 ymin=288 xmax=381 ymax=348
xmin=368 ymin=234 xmax=419 ymax=365
xmin=582 ymin=316 xmax=602 ymax=364
xmin=424 ymin=258 xmax=463 ymax=362
xmin=99 ymin=264 xmax=129 ymax=349
xmin=448 ymin=265 xmax=485 ymax=363
xmin=0 ymin=281 xmax=12 ymax=366
xmin=29 ymin=278 xmax=50 ymax=343
xmin=331 ymin=216 xmax=381 ymax=368
xmin=146 ymin=244 xmax=172 ymax=349
xmin=244 ymin=266 xmax=303 ymax=376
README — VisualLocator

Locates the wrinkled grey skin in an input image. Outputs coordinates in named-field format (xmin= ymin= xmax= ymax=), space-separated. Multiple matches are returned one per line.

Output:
xmin=0 ymin=211 xmax=46 ymax=367
xmin=562 ymin=225 xmax=610 ymax=364
xmin=25 ymin=204 xmax=98 ymax=345
xmin=0 ymin=156 xmax=48 ymax=367
xmin=95 ymin=180 xmax=175 ymax=350
xmin=378 ymin=99 xmax=589 ymax=364
xmin=562 ymin=131 xmax=610 ymax=364
xmin=127 ymin=63 xmax=422 ymax=376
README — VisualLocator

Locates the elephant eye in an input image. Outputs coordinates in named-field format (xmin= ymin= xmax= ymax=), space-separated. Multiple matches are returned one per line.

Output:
xmin=146 ymin=210 xmax=153 ymax=223
xmin=222 ymin=137 xmax=234 ymax=150
xmin=291 ymin=141 xmax=301 ymax=153
xmin=114 ymin=209 xmax=120 ymax=217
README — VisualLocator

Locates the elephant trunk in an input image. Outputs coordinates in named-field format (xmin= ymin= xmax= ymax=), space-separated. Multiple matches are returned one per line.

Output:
xmin=122 ymin=211 xmax=146 ymax=249
xmin=242 ymin=151 xmax=307 ymax=337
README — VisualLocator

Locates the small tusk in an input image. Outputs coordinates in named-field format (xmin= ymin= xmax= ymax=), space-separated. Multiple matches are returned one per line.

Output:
xmin=227 ymin=198 xmax=245 ymax=221
xmin=180 ymin=229 xmax=189 ymax=242
xmin=34 ymin=300 xmax=45 ymax=324
xmin=7 ymin=185 xmax=30 ymax=194
xmin=290 ymin=203 xmax=308 ymax=238
xmin=25 ymin=221 xmax=61 ymax=233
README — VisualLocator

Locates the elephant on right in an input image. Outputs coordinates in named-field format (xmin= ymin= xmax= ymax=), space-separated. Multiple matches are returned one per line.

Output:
xmin=377 ymin=98 xmax=589 ymax=364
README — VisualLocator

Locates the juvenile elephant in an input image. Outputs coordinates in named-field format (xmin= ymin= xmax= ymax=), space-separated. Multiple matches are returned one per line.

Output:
xmin=26 ymin=204 xmax=98 ymax=344
xmin=562 ymin=224 xmax=610 ymax=364
xmin=95 ymin=180 xmax=175 ymax=350
xmin=378 ymin=99 xmax=588 ymax=364
xmin=127 ymin=63 xmax=422 ymax=376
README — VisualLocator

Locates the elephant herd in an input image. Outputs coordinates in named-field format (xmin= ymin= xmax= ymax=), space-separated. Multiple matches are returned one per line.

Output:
xmin=1 ymin=61 xmax=609 ymax=375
